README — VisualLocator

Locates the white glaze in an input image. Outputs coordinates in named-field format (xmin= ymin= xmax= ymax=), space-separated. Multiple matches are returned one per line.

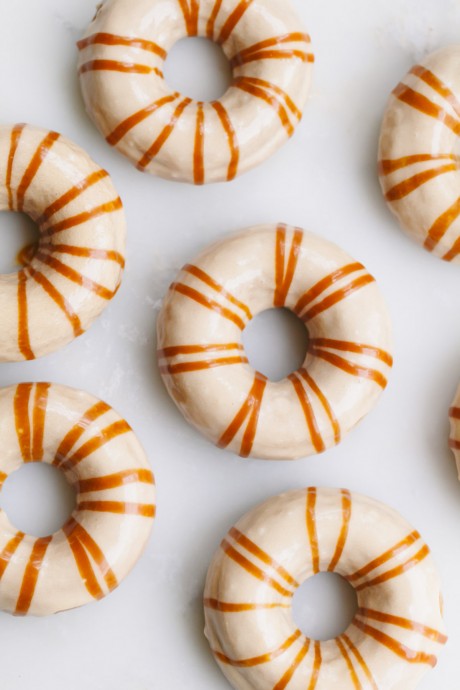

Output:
xmin=204 ymin=487 xmax=447 ymax=690
xmin=448 ymin=383 xmax=460 ymax=477
xmin=0 ymin=123 xmax=126 ymax=362
xmin=77 ymin=0 xmax=313 ymax=184
xmin=157 ymin=224 xmax=393 ymax=460
xmin=0 ymin=383 xmax=155 ymax=616
xmin=379 ymin=45 xmax=460 ymax=262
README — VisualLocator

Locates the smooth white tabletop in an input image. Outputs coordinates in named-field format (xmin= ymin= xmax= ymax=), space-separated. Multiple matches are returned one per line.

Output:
xmin=0 ymin=0 xmax=460 ymax=687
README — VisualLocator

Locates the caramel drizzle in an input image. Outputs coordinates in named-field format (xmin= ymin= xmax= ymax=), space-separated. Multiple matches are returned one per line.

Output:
xmin=0 ymin=472 xmax=8 ymax=488
xmin=177 ymin=0 xmax=200 ymax=36
xmin=14 ymin=383 xmax=50 ymax=462
xmin=309 ymin=338 xmax=393 ymax=367
xmin=410 ymin=64 xmax=460 ymax=119
xmin=341 ymin=634 xmax=378 ymax=689
xmin=393 ymin=81 xmax=460 ymax=135
xmin=15 ymin=536 xmax=52 ymax=615
xmin=233 ymin=76 xmax=299 ymax=136
xmin=159 ymin=343 xmax=244 ymax=357
xmin=17 ymin=270 xmax=34 ymax=360
xmin=229 ymin=527 xmax=299 ymax=589
xmin=25 ymin=265 xmax=84 ymax=336
xmin=449 ymin=406 xmax=460 ymax=419
xmin=77 ymin=32 xmax=167 ymax=60
xmin=294 ymin=262 xmax=366 ymax=318
xmin=214 ymin=628 xmax=301 ymax=666
xmin=292 ymin=368 xmax=341 ymax=447
xmin=378 ymin=153 xmax=457 ymax=175
xmin=6 ymin=123 xmax=26 ymax=210
xmin=56 ymin=420 xmax=131 ymax=472
xmin=158 ymin=343 xmax=247 ymax=374
xmin=77 ymin=501 xmax=156 ymax=517
xmin=204 ymin=598 xmax=288 ymax=612
xmin=383 ymin=163 xmax=457 ymax=202
xmin=43 ymin=197 xmax=123 ymax=237
xmin=299 ymin=274 xmax=375 ymax=322
xmin=354 ymin=545 xmax=429 ymax=591
xmin=352 ymin=618 xmax=437 ymax=667
xmin=106 ymin=93 xmax=179 ymax=146
xmin=79 ymin=59 xmax=163 ymax=78
xmin=273 ymin=640 xmax=310 ymax=690
xmin=211 ymin=101 xmax=240 ymax=180
xmin=16 ymin=131 xmax=60 ymax=213
xmin=53 ymin=400 xmax=111 ymax=466
xmin=184 ymin=264 xmax=252 ymax=319
xmin=34 ymin=250 xmax=117 ymax=301
xmin=336 ymin=637 xmax=361 ymax=689
xmin=357 ymin=608 xmax=448 ymax=644
xmin=206 ymin=0 xmax=223 ymax=39
xmin=216 ymin=0 xmax=254 ymax=44
xmin=217 ymin=373 xmax=267 ymax=457
xmin=230 ymin=32 xmax=313 ymax=68
xmin=220 ymin=538 xmax=292 ymax=598
xmin=194 ymin=102 xmax=205 ymax=184
xmin=309 ymin=641 xmax=322 ymax=690
xmin=36 ymin=169 xmax=109 ymax=226
xmin=423 ymin=195 xmax=460 ymax=252
xmin=274 ymin=224 xmax=303 ymax=307
xmin=137 ymin=97 xmax=192 ymax=170
xmin=306 ymin=487 xmax=320 ymax=573
xmin=442 ymin=236 xmax=460 ymax=261
xmin=327 ymin=489 xmax=352 ymax=572
xmin=77 ymin=469 xmax=154 ymax=493
xmin=309 ymin=345 xmax=389 ymax=390
xmin=347 ymin=530 xmax=421 ymax=583
xmin=0 ymin=532 xmax=25 ymax=579
xmin=45 ymin=245 xmax=125 ymax=268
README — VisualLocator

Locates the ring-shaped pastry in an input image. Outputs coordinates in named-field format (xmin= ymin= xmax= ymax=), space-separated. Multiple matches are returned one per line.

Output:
xmin=379 ymin=46 xmax=460 ymax=262
xmin=0 ymin=383 xmax=155 ymax=616
xmin=77 ymin=0 xmax=313 ymax=184
xmin=204 ymin=487 xmax=447 ymax=690
xmin=157 ymin=224 xmax=392 ymax=460
xmin=0 ymin=123 xmax=126 ymax=362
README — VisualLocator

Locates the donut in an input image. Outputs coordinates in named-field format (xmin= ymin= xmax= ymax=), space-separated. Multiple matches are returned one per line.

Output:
xmin=204 ymin=487 xmax=447 ymax=690
xmin=0 ymin=382 xmax=155 ymax=616
xmin=77 ymin=0 xmax=313 ymax=184
xmin=157 ymin=224 xmax=393 ymax=460
xmin=448 ymin=384 xmax=460 ymax=476
xmin=379 ymin=46 xmax=460 ymax=262
xmin=0 ymin=123 xmax=126 ymax=362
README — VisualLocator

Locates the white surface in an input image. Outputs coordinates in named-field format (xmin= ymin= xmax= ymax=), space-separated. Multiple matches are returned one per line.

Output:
xmin=0 ymin=0 xmax=459 ymax=687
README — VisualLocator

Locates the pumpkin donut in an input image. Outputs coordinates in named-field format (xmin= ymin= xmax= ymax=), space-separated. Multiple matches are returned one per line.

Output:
xmin=77 ymin=0 xmax=313 ymax=184
xmin=157 ymin=224 xmax=393 ymax=460
xmin=0 ymin=383 xmax=155 ymax=616
xmin=204 ymin=487 xmax=447 ymax=690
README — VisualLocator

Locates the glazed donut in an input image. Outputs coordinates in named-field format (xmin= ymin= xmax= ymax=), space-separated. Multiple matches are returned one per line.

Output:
xmin=77 ymin=0 xmax=313 ymax=184
xmin=379 ymin=46 xmax=460 ymax=262
xmin=0 ymin=123 xmax=125 ymax=362
xmin=449 ymin=384 xmax=460 ymax=476
xmin=204 ymin=487 xmax=447 ymax=690
xmin=0 ymin=383 xmax=155 ymax=616
xmin=157 ymin=224 xmax=392 ymax=460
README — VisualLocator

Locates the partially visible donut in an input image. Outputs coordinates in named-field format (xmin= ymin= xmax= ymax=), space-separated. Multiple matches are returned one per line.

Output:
xmin=449 ymin=384 xmax=460 ymax=476
xmin=0 ymin=123 xmax=126 ymax=362
xmin=77 ymin=0 xmax=313 ymax=184
xmin=0 ymin=383 xmax=155 ymax=616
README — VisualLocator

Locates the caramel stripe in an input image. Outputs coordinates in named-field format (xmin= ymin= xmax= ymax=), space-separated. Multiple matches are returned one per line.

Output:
xmin=53 ymin=401 xmax=111 ymax=466
xmin=310 ymin=348 xmax=388 ymax=389
xmin=37 ymin=169 xmax=109 ymax=225
xmin=78 ymin=501 xmax=155 ymax=517
xmin=159 ymin=343 xmax=243 ymax=357
xmin=443 ymin=237 xmax=460 ymax=261
xmin=424 ymin=196 xmax=460 ymax=251
xmin=17 ymin=270 xmax=34 ymax=360
xmin=230 ymin=527 xmax=299 ymax=588
xmin=44 ymin=198 xmax=123 ymax=237
xmin=214 ymin=629 xmax=301 ymax=667
xmin=358 ymin=608 xmax=448 ymax=644
xmin=336 ymin=637 xmax=361 ymax=690
xmin=60 ymin=420 xmax=131 ymax=470
xmin=449 ymin=438 xmax=460 ymax=449
xmin=355 ymin=545 xmax=429 ymax=592
xmin=352 ymin=618 xmax=437 ymax=667
xmin=449 ymin=406 xmax=460 ymax=419
xmin=294 ymin=263 xmax=364 ymax=315
xmin=309 ymin=338 xmax=393 ymax=366
xmin=230 ymin=32 xmax=311 ymax=67
xmin=302 ymin=275 xmax=375 ymax=322
xmin=44 ymin=245 xmax=125 ymax=268
xmin=239 ymin=76 xmax=302 ymax=119
xmin=217 ymin=373 xmax=267 ymax=457
xmin=394 ymin=83 xmax=460 ymax=135
xmin=31 ymin=383 xmax=50 ymax=462
xmin=234 ymin=79 xmax=295 ymax=136
xmin=347 ymin=530 xmax=420 ymax=582
xmin=298 ymin=368 xmax=341 ymax=445
xmin=171 ymin=283 xmax=246 ymax=330
xmin=411 ymin=65 xmax=460 ymax=118
xmin=233 ymin=49 xmax=313 ymax=67
xmin=308 ymin=641 xmax=322 ymax=690
xmin=206 ymin=0 xmax=223 ymax=38
xmin=204 ymin=598 xmax=288 ymax=611
xmin=160 ymin=356 xmax=248 ymax=374
xmin=273 ymin=640 xmax=311 ymax=690
xmin=194 ymin=103 xmax=205 ymax=184
xmin=77 ymin=32 xmax=167 ymax=59
xmin=64 ymin=517 xmax=117 ymax=590
xmin=137 ymin=97 xmax=192 ymax=169
xmin=217 ymin=0 xmax=254 ymax=44
xmin=184 ymin=264 xmax=252 ymax=320
xmin=177 ymin=0 xmax=199 ymax=35
xmin=221 ymin=539 xmax=292 ymax=597
xmin=77 ymin=469 xmax=154 ymax=493
xmin=0 ymin=532 xmax=25 ymax=579
xmin=289 ymin=373 xmax=325 ymax=452
xmin=378 ymin=153 xmax=456 ymax=175
xmin=328 ymin=489 xmax=352 ymax=572
xmin=64 ymin=528 xmax=105 ymax=599
xmin=6 ymin=123 xmax=26 ymax=210
xmin=106 ymin=93 xmax=179 ymax=146
xmin=79 ymin=60 xmax=163 ymax=78
xmin=342 ymin=634 xmax=378 ymax=689
xmin=17 ymin=243 xmax=37 ymax=267
xmin=306 ymin=488 xmax=320 ymax=573
xmin=17 ymin=131 xmax=60 ymax=212
xmin=385 ymin=163 xmax=457 ymax=202
xmin=0 ymin=472 xmax=8 ymax=488
xmin=14 ymin=383 xmax=33 ymax=461
xmin=34 ymin=251 xmax=115 ymax=300
xmin=27 ymin=266 xmax=84 ymax=336
xmin=211 ymin=101 xmax=240 ymax=180
xmin=274 ymin=225 xmax=303 ymax=307
xmin=15 ymin=536 xmax=52 ymax=615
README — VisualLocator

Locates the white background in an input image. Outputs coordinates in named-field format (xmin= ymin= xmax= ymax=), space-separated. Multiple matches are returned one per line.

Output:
xmin=0 ymin=0 xmax=460 ymax=687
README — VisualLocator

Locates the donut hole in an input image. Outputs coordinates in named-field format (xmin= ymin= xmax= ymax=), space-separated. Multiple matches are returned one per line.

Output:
xmin=242 ymin=308 xmax=309 ymax=381
xmin=0 ymin=211 xmax=39 ymax=274
xmin=164 ymin=37 xmax=232 ymax=101
xmin=292 ymin=572 xmax=358 ymax=641
xmin=0 ymin=463 xmax=76 ymax=537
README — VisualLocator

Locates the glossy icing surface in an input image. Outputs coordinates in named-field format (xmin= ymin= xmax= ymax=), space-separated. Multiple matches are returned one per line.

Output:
xmin=379 ymin=46 xmax=460 ymax=262
xmin=0 ymin=123 xmax=126 ymax=362
xmin=204 ymin=487 xmax=447 ymax=690
xmin=157 ymin=224 xmax=393 ymax=460
xmin=0 ymin=383 xmax=155 ymax=616
xmin=77 ymin=0 xmax=313 ymax=184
